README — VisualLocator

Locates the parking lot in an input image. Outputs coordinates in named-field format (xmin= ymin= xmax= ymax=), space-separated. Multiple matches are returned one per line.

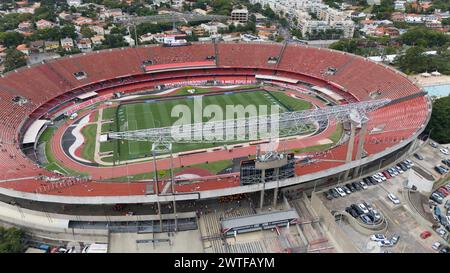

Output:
xmin=318 ymin=141 xmax=450 ymax=253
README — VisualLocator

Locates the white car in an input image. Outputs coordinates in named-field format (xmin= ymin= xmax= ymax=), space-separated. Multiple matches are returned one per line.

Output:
xmin=440 ymin=148 xmax=449 ymax=155
xmin=358 ymin=203 xmax=370 ymax=214
xmin=336 ymin=187 xmax=346 ymax=197
xmin=378 ymin=239 xmax=393 ymax=247
xmin=430 ymin=142 xmax=438 ymax=148
xmin=388 ymin=193 xmax=401 ymax=204
xmin=359 ymin=181 xmax=368 ymax=190
xmin=377 ymin=173 xmax=387 ymax=181
xmin=371 ymin=209 xmax=382 ymax=221
xmin=372 ymin=175 xmax=382 ymax=183
xmin=370 ymin=234 xmax=387 ymax=242
xmin=405 ymin=159 xmax=414 ymax=167
xmin=436 ymin=228 xmax=446 ymax=237
xmin=395 ymin=166 xmax=404 ymax=174
xmin=432 ymin=242 xmax=442 ymax=251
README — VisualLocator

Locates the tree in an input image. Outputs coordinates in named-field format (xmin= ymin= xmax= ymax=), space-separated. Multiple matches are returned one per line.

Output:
xmin=329 ymin=39 xmax=358 ymax=53
xmin=0 ymin=227 xmax=25 ymax=253
xmin=426 ymin=96 xmax=450 ymax=144
xmin=395 ymin=46 xmax=429 ymax=74
xmin=101 ymin=34 xmax=127 ymax=49
xmin=80 ymin=25 xmax=95 ymax=38
xmin=442 ymin=18 xmax=450 ymax=26
xmin=399 ymin=27 xmax=450 ymax=48
xmin=372 ymin=0 xmax=394 ymax=20
xmin=0 ymin=32 xmax=25 ymax=47
xmin=60 ymin=24 xmax=77 ymax=40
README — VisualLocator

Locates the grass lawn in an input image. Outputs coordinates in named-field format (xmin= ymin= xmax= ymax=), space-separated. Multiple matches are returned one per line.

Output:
xmin=129 ymin=85 xmax=260 ymax=100
xmin=269 ymin=91 xmax=312 ymax=111
xmin=81 ymin=124 xmax=97 ymax=162
xmin=38 ymin=127 xmax=87 ymax=176
xmin=102 ymin=107 xmax=117 ymax=121
xmin=114 ymin=90 xmax=287 ymax=161
xmin=103 ymin=159 xmax=233 ymax=182
xmin=288 ymin=123 xmax=344 ymax=154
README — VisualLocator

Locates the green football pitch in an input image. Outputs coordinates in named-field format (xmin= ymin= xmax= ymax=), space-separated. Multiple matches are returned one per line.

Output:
xmin=106 ymin=90 xmax=313 ymax=162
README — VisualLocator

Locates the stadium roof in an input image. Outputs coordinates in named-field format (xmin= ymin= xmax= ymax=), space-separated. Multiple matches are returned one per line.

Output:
xmin=76 ymin=91 xmax=98 ymax=100
xmin=312 ymin=86 xmax=344 ymax=101
xmin=23 ymin=119 xmax=49 ymax=144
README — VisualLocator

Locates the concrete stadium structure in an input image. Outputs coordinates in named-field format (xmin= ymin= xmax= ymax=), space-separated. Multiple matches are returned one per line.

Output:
xmin=0 ymin=42 xmax=431 ymax=212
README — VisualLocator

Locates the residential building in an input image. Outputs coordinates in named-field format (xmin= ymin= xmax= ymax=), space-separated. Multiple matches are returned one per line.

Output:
xmin=90 ymin=35 xmax=105 ymax=46
xmin=124 ymin=36 xmax=135 ymax=46
xmin=231 ymin=9 xmax=249 ymax=24
xmin=16 ymin=44 xmax=30 ymax=55
xmin=36 ymin=19 xmax=54 ymax=30
xmin=77 ymin=38 xmax=92 ymax=52
xmin=29 ymin=40 xmax=45 ymax=53
xmin=60 ymin=37 xmax=74 ymax=51
xmin=44 ymin=41 xmax=60 ymax=51
xmin=67 ymin=0 xmax=82 ymax=7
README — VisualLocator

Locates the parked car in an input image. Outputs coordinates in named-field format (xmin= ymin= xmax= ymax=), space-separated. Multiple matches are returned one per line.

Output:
xmin=395 ymin=166 xmax=404 ymax=174
xmin=405 ymin=159 xmax=414 ymax=167
xmin=420 ymin=231 xmax=431 ymax=239
xmin=362 ymin=201 xmax=372 ymax=211
xmin=382 ymin=171 xmax=391 ymax=179
xmin=432 ymin=242 xmax=442 ymax=251
xmin=364 ymin=177 xmax=374 ymax=185
xmin=351 ymin=204 xmax=365 ymax=215
xmin=378 ymin=239 xmax=393 ymax=247
xmin=390 ymin=235 xmax=400 ymax=245
xmin=369 ymin=209 xmax=381 ymax=222
xmin=359 ymin=181 xmax=368 ymax=190
xmin=336 ymin=187 xmax=346 ymax=197
xmin=345 ymin=183 xmax=356 ymax=192
xmin=370 ymin=234 xmax=387 ymax=242
xmin=430 ymin=192 xmax=444 ymax=204
xmin=438 ymin=187 xmax=449 ymax=197
xmin=342 ymin=186 xmax=351 ymax=195
xmin=398 ymin=163 xmax=408 ymax=171
xmin=388 ymin=193 xmax=400 ymax=204
xmin=435 ymin=191 xmax=446 ymax=199
xmin=435 ymin=166 xmax=447 ymax=175
xmin=440 ymin=246 xmax=449 ymax=253
xmin=345 ymin=207 xmax=359 ymax=218
xmin=444 ymin=200 xmax=450 ymax=210
xmin=440 ymin=148 xmax=449 ymax=155
xmin=360 ymin=214 xmax=373 ymax=225
xmin=442 ymin=159 xmax=450 ymax=167
xmin=430 ymin=142 xmax=438 ymax=148
xmin=329 ymin=188 xmax=339 ymax=199
xmin=358 ymin=203 xmax=370 ymax=214
xmin=324 ymin=192 xmax=333 ymax=200
xmin=376 ymin=173 xmax=386 ymax=181
xmin=352 ymin=182 xmax=362 ymax=191
xmin=372 ymin=175 xmax=382 ymax=183
xmin=414 ymin=153 xmax=424 ymax=160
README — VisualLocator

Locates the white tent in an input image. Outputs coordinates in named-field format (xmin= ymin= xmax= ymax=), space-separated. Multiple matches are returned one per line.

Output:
xmin=420 ymin=72 xmax=431 ymax=77
xmin=431 ymin=71 xmax=441 ymax=76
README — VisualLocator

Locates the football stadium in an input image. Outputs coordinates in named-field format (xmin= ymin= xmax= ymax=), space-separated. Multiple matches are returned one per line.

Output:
xmin=0 ymin=42 xmax=433 ymax=250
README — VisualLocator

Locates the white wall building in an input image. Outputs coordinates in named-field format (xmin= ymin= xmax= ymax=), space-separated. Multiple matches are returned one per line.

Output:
xmin=231 ymin=9 xmax=249 ymax=24
xmin=67 ymin=0 xmax=82 ymax=7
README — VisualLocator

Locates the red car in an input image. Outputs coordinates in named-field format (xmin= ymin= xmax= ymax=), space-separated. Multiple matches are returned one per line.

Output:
xmin=382 ymin=171 xmax=391 ymax=179
xmin=438 ymin=187 xmax=449 ymax=196
xmin=420 ymin=231 xmax=431 ymax=239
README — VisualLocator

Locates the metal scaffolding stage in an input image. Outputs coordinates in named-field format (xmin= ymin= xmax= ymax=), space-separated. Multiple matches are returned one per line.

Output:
xmin=108 ymin=99 xmax=390 ymax=143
